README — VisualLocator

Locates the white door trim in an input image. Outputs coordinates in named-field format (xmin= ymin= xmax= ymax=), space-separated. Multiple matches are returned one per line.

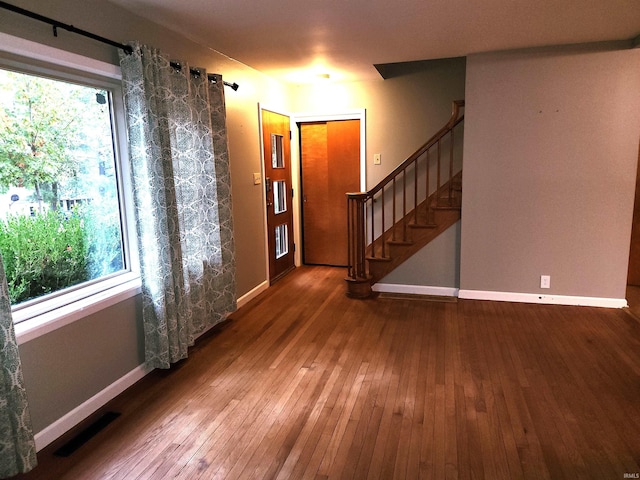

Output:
xmin=291 ymin=110 xmax=366 ymax=267
xmin=258 ymin=107 xmax=367 ymax=276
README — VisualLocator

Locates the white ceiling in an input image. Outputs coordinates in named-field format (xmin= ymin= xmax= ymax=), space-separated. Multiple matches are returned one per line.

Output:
xmin=106 ymin=0 xmax=640 ymax=83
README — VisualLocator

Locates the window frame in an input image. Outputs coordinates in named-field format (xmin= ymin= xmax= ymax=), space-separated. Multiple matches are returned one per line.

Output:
xmin=0 ymin=33 xmax=140 ymax=344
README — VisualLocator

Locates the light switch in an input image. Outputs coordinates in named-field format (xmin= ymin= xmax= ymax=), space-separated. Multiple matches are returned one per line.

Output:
xmin=373 ymin=153 xmax=381 ymax=165
xmin=253 ymin=173 xmax=262 ymax=185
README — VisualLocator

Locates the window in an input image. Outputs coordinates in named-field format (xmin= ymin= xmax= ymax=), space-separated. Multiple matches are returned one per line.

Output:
xmin=275 ymin=224 xmax=288 ymax=259
xmin=0 ymin=34 xmax=138 ymax=332
xmin=273 ymin=180 xmax=287 ymax=214
xmin=271 ymin=133 xmax=284 ymax=168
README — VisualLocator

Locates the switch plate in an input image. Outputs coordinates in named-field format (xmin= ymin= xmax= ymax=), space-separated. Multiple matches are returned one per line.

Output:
xmin=373 ymin=153 xmax=381 ymax=165
xmin=540 ymin=275 xmax=551 ymax=289
xmin=253 ymin=173 xmax=262 ymax=185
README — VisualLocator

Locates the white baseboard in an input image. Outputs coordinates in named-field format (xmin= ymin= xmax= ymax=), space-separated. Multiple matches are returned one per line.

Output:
xmin=237 ymin=280 xmax=269 ymax=309
xmin=32 ymin=280 xmax=271 ymax=452
xmin=372 ymin=283 xmax=459 ymax=297
xmin=34 ymin=363 xmax=153 ymax=452
xmin=458 ymin=289 xmax=627 ymax=309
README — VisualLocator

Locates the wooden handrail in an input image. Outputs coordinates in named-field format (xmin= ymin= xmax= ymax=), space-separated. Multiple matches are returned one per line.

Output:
xmin=345 ymin=100 xmax=465 ymax=298
xmin=346 ymin=100 xmax=464 ymax=199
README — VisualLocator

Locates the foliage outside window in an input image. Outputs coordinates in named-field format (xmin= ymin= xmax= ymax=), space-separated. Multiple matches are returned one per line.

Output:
xmin=0 ymin=68 xmax=125 ymax=306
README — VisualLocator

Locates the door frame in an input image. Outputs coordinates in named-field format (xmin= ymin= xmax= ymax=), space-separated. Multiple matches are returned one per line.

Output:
xmin=258 ymin=106 xmax=367 ymax=284
xmin=292 ymin=110 xmax=367 ymax=267
xmin=292 ymin=110 xmax=367 ymax=192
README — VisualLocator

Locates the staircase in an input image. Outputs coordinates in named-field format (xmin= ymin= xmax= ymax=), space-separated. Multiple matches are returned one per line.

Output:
xmin=345 ymin=100 xmax=464 ymax=298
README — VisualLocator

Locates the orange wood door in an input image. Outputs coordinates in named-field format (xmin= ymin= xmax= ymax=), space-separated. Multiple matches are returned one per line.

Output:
xmin=262 ymin=110 xmax=295 ymax=283
xmin=300 ymin=119 xmax=360 ymax=266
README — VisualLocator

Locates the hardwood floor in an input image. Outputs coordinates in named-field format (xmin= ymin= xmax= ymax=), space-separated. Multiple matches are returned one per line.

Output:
xmin=18 ymin=267 xmax=640 ymax=479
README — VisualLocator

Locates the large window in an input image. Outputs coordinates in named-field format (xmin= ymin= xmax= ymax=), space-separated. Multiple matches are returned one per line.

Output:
xmin=0 ymin=37 xmax=138 ymax=329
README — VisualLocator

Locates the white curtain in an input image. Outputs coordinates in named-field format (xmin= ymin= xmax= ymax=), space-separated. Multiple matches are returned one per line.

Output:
xmin=119 ymin=43 xmax=236 ymax=369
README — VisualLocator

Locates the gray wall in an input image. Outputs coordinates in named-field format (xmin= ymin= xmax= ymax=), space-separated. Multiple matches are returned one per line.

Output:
xmin=379 ymin=221 xmax=461 ymax=288
xmin=460 ymin=47 xmax=640 ymax=299
xmin=19 ymin=297 xmax=144 ymax=432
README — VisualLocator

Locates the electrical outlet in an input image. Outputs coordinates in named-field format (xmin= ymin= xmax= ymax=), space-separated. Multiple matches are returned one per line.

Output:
xmin=540 ymin=275 xmax=551 ymax=289
xmin=373 ymin=153 xmax=381 ymax=165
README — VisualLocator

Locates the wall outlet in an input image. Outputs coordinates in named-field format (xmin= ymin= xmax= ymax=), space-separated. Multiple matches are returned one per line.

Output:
xmin=373 ymin=153 xmax=381 ymax=165
xmin=540 ymin=275 xmax=551 ymax=289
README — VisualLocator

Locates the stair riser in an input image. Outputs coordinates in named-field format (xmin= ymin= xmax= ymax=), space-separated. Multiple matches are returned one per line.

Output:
xmin=369 ymin=206 xmax=461 ymax=283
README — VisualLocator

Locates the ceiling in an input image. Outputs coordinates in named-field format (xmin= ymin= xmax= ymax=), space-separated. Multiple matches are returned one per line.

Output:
xmin=106 ymin=0 xmax=640 ymax=83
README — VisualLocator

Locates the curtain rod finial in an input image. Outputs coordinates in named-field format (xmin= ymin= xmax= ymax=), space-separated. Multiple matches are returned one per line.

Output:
xmin=223 ymin=81 xmax=239 ymax=91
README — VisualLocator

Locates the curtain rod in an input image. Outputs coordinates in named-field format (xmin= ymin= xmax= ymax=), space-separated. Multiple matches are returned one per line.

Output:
xmin=170 ymin=62 xmax=239 ymax=91
xmin=0 ymin=1 xmax=240 ymax=90
xmin=0 ymin=1 xmax=133 ymax=54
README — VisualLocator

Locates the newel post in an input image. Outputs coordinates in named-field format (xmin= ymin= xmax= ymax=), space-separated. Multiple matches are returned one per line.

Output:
xmin=345 ymin=193 xmax=372 ymax=298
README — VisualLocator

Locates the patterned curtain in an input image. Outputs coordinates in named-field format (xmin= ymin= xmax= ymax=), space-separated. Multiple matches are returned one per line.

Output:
xmin=0 ymin=255 xmax=37 ymax=477
xmin=119 ymin=43 xmax=236 ymax=369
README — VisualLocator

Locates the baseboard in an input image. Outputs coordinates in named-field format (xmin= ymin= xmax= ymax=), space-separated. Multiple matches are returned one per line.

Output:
xmin=34 ymin=363 xmax=153 ymax=452
xmin=32 ymin=281 xmax=270 ymax=452
xmin=458 ymin=289 xmax=628 ymax=308
xmin=237 ymin=280 xmax=269 ymax=309
xmin=372 ymin=283 xmax=459 ymax=297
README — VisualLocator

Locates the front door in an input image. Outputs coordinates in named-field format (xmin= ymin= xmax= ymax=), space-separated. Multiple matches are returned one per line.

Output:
xmin=262 ymin=109 xmax=295 ymax=283
xmin=300 ymin=119 xmax=361 ymax=266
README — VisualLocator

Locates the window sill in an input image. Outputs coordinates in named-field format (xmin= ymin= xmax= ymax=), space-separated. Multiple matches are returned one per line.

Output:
xmin=14 ymin=275 xmax=142 ymax=345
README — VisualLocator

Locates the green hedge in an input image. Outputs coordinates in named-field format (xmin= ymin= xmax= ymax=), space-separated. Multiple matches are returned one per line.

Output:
xmin=0 ymin=211 xmax=90 ymax=304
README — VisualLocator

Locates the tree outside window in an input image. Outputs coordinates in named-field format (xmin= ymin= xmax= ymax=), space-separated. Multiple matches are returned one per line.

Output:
xmin=0 ymin=69 xmax=125 ymax=305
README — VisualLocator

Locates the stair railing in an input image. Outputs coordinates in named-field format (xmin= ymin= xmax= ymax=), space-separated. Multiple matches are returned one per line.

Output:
xmin=346 ymin=100 xmax=465 ymax=297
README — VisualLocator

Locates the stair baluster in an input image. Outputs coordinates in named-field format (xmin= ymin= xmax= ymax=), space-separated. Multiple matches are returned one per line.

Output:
xmin=345 ymin=100 xmax=465 ymax=298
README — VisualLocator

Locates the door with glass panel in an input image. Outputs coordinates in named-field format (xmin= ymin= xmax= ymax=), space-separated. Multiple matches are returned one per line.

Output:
xmin=261 ymin=109 xmax=295 ymax=283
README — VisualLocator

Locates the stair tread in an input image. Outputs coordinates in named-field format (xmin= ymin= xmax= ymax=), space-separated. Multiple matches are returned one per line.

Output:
xmin=387 ymin=239 xmax=414 ymax=245
xmin=366 ymin=255 xmax=392 ymax=262
xmin=359 ymin=171 xmax=463 ymax=287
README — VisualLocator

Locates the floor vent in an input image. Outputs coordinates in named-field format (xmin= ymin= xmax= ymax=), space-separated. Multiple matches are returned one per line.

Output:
xmin=54 ymin=411 xmax=121 ymax=457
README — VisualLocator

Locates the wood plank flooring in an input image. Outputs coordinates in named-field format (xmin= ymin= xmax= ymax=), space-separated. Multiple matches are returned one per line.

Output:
xmin=17 ymin=266 xmax=640 ymax=479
